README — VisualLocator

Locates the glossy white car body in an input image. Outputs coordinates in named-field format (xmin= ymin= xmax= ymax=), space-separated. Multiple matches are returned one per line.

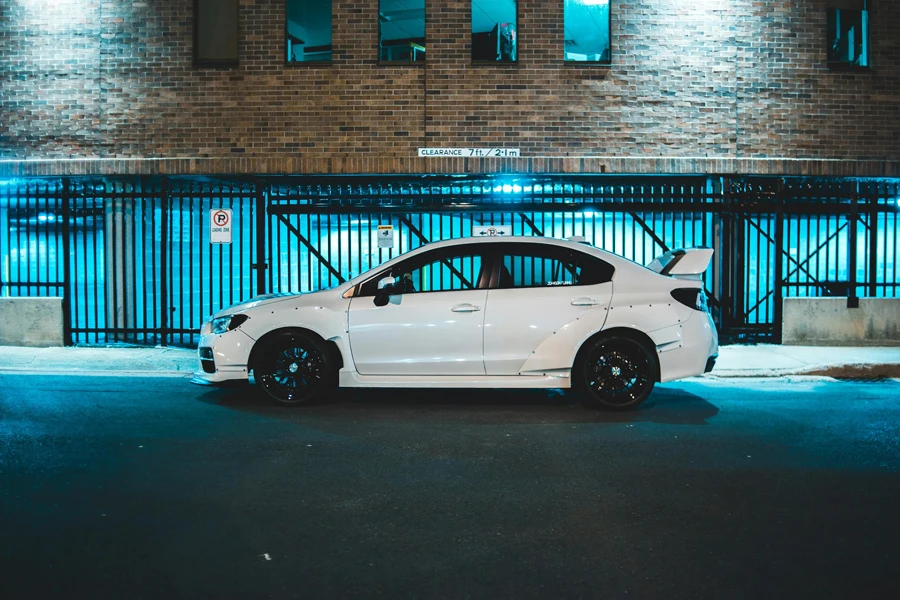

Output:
xmin=192 ymin=236 xmax=718 ymax=406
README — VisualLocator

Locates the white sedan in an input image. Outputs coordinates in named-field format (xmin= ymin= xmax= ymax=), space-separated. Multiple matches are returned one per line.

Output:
xmin=192 ymin=236 xmax=718 ymax=410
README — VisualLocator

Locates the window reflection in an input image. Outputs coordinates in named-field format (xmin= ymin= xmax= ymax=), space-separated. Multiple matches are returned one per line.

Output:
xmin=472 ymin=1 xmax=517 ymax=62
xmin=286 ymin=0 xmax=332 ymax=62
xmin=827 ymin=2 xmax=868 ymax=67
xmin=380 ymin=0 xmax=426 ymax=62
xmin=564 ymin=0 xmax=610 ymax=63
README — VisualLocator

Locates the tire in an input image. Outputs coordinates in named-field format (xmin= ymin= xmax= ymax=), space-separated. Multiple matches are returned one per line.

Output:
xmin=253 ymin=331 xmax=334 ymax=405
xmin=575 ymin=335 xmax=657 ymax=411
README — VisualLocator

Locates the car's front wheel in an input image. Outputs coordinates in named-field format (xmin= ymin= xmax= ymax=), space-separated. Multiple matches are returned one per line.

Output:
xmin=253 ymin=331 xmax=334 ymax=405
xmin=576 ymin=335 xmax=657 ymax=410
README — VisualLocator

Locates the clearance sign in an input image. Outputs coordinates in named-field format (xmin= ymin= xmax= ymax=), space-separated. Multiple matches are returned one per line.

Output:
xmin=418 ymin=148 xmax=521 ymax=158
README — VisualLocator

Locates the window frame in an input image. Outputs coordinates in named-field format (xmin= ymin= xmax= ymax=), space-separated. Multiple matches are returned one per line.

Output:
xmin=826 ymin=1 xmax=871 ymax=71
xmin=562 ymin=0 xmax=612 ymax=66
xmin=471 ymin=0 xmax=520 ymax=65
xmin=284 ymin=0 xmax=333 ymax=66
xmin=378 ymin=0 xmax=427 ymax=65
xmin=484 ymin=242 xmax=615 ymax=290
xmin=194 ymin=0 xmax=240 ymax=68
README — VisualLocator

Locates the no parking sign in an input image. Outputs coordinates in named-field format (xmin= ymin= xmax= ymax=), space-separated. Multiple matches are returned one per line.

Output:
xmin=210 ymin=209 xmax=233 ymax=244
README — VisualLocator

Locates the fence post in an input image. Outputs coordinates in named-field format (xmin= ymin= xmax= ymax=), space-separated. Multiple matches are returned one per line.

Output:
xmin=715 ymin=177 xmax=733 ymax=336
xmin=730 ymin=179 xmax=747 ymax=336
xmin=848 ymin=182 xmax=859 ymax=308
xmin=773 ymin=180 xmax=785 ymax=343
xmin=254 ymin=181 xmax=268 ymax=295
xmin=711 ymin=177 xmax=725 ymax=332
xmin=867 ymin=184 xmax=878 ymax=298
xmin=159 ymin=178 xmax=169 ymax=347
xmin=61 ymin=178 xmax=73 ymax=345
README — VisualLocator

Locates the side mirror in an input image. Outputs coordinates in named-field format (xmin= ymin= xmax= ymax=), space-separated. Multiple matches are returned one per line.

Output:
xmin=374 ymin=276 xmax=397 ymax=307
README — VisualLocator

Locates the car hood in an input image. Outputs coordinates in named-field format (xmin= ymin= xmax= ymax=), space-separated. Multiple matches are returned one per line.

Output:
xmin=210 ymin=290 xmax=330 ymax=319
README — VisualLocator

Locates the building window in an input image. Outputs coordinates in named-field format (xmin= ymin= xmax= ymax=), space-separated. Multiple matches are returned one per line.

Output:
xmin=828 ymin=1 xmax=869 ymax=68
xmin=194 ymin=0 xmax=239 ymax=66
xmin=286 ymin=0 xmax=332 ymax=63
xmin=379 ymin=0 xmax=426 ymax=62
xmin=472 ymin=1 xmax=517 ymax=62
xmin=564 ymin=0 xmax=610 ymax=64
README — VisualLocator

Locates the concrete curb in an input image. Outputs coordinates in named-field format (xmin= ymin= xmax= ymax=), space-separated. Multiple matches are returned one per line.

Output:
xmin=0 ymin=367 xmax=192 ymax=378
xmin=697 ymin=364 xmax=900 ymax=379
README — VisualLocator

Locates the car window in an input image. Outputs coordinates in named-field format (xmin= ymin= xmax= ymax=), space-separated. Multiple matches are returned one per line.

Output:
xmin=496 ymin=244 xmax=614 ymax=289
xmin=400 ymin=254 xmax=482 ymax=294
xmin=357 ymin=247 xmax=484 ymax=296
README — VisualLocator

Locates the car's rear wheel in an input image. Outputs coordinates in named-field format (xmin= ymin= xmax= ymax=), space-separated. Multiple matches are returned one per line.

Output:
xmin=576 ymin=335 xmax=657 ymax=410
xmin=253 ymin=332 xmax=334 ymax=405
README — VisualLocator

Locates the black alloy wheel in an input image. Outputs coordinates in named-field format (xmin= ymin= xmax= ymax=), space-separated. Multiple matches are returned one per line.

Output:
xmin=254 ymin=332 xmax=333 ymax=405
xmin=577 ymin=335 xmax=656 ymax=410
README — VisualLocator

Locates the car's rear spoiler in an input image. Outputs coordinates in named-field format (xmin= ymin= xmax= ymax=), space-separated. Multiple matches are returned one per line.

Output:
xmin=647 ymin=247 xmax=714 ymax=279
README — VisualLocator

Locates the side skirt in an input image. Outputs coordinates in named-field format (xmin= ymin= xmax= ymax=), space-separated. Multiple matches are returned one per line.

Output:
xmin=338 ymin=369 xmax=572 ymax=389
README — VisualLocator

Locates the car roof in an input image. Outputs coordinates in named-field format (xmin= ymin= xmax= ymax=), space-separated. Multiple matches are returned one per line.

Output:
xmin=345 ymin=235 xmax=648 ymax=287
xmin=413 ymin=235 xmax=600 ymax=250
xmin=412 ymin=236 xmax=636 ymax=264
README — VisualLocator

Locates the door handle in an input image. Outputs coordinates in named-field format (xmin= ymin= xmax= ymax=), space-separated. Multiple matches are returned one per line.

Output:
xmin=571 ymin=297 xmax=599 ymax=306
xmin=451 ymin=303 xmax=482 ymax=313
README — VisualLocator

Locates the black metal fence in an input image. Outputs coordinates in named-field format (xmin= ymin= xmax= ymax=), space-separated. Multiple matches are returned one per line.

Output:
xmin=1 ymin=175 xmax=897 ymax=346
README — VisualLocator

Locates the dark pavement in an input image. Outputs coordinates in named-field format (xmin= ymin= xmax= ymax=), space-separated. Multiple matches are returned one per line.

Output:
xmin=1 ymin=374 xmax=899 ymax=599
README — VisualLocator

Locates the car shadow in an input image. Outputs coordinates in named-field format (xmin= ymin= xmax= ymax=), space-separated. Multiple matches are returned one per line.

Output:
xmin=198 ymin=384 xmax=719 ymax=426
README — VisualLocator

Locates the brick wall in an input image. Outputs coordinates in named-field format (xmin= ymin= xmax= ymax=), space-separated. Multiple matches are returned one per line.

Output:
xmin=1 ymin=0 xmax=898 ymax=175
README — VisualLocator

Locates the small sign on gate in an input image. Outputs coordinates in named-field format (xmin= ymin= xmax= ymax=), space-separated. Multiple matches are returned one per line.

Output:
xmin=210 ymin=209 xmax=233 ymax=244
xmin=377 ymin=225 xmax=395 ymax=248
xmin=472 ymin=225 xmax=509 ymax=237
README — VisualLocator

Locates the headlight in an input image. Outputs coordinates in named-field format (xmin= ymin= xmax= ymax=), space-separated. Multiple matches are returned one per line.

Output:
xmin=210 ymin=314 xmax=249 ymax=334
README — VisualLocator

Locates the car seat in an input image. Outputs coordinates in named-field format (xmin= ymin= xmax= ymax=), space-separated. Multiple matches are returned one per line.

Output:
xmin=498 ymin=264 xmax=514 ymax=288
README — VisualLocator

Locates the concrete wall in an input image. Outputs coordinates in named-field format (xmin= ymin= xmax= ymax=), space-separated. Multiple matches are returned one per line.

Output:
xmin=0 ymin=298 xmax=65 ymax=347
xmin=1 ymin=0 xmax=899 ymax=176
xmin=783 ymin=298 xmax=900 ymax=346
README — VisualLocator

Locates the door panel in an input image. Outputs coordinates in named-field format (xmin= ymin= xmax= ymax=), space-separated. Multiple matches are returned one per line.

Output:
xmin=348 ymin=290 xmax=487 ymax=375
xmin=482 ymin=242 xmax=615 ymax=375
xmin=348 ymin=244 xmax=488 ymax=376
xmin=483 ymin=283 xmax=612 ymax=375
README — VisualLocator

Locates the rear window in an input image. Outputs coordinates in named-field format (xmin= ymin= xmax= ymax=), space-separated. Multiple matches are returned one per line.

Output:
xmin=495 ymin=244 xmax=614 ymax=289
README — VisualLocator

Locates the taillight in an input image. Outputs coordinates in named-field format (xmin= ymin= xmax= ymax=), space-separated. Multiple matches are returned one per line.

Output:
xmin=671 ymin=288 xmax=708 ymax=312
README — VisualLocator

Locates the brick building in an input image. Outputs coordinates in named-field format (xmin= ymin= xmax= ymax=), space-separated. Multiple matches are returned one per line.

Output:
xmin=0 ymin=1 xmax=898 ymax=345
xmin=1 ymin=0 xmax=898 ymax=175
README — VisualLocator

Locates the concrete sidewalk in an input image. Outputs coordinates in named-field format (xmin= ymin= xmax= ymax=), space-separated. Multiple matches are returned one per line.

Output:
xmin=0 ymin=344 xmax=897 ymax=379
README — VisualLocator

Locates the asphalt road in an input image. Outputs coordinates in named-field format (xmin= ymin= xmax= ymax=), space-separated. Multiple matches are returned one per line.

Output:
xmin=2 ymin=374 xmax=899 ymax=599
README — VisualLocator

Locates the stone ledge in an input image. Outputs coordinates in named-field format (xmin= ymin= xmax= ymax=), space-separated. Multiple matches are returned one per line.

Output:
xmin=1 ymin=157 xmax=899 ymax=178
xmin=0 ymin=297 xmax=65 ymax=347
xmin=783 ymin=298 xmax=900 ymax=347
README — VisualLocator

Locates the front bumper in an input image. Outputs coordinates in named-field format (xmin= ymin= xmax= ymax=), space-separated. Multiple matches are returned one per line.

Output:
xmin=190 ymin=328 xmax=255 ymax=386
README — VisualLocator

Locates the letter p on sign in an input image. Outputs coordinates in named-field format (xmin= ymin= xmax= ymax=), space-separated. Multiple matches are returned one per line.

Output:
xmin=210 ymin=209 xmax=233 ymax=244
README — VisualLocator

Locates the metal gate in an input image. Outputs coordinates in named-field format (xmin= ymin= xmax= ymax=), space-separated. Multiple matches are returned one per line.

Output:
xmin=720 ymin=179 xmax=899 ymax=339
xmin=0 ymin=178 xmax=264 ymax=346
xmin=1 ymin=175 xmax=897 ymax=346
